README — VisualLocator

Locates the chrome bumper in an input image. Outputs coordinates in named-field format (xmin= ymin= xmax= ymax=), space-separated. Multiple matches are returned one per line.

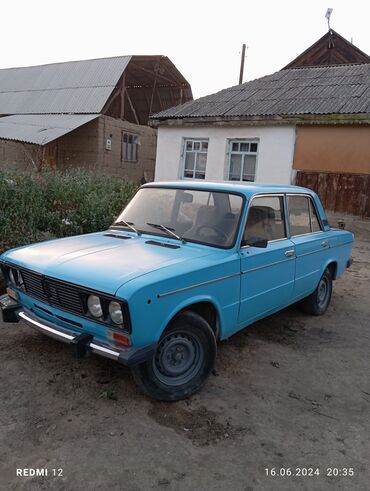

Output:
xmin=0 ymin=294 xmax=156 ymax=367
xmin=18 ymin=310 xmax=122 ymax=361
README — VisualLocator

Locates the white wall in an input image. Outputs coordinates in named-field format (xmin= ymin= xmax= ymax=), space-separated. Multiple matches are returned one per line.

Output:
xmin=154 ymin=124 xmax=296 ymax=184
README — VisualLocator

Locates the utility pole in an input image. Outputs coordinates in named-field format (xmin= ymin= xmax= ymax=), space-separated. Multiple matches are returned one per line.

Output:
xmin=239 ymin=44 xmax=246 ymax=85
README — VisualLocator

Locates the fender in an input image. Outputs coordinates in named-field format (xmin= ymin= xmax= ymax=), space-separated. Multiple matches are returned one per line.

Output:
xmin=154 ymin=294 xmax=226 ymax=342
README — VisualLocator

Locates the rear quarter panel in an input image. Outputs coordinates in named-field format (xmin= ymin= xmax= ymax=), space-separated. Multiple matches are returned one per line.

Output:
xmin=326 ymin=228 xmax=354 ymax=278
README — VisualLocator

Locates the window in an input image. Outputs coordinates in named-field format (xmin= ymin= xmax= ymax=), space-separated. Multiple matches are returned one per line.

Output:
xmin=183 ymin=139 xmax=208 ymax=179
xmin=115 ymin=187 xmax=244 ymax=248
xmin=122 ymin=133 xmax=139 ymax=161
xmin=287 ymin=195 xmax=322 ymax=236
xmin=243 ymin=195 xmax=286 ymax=243
xmin=227 ymin=140 xmax=258 ymax=182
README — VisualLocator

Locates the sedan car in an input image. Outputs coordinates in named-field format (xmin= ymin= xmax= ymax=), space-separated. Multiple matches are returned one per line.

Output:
xmin=0 ymin=181 xmax=353 ymax=400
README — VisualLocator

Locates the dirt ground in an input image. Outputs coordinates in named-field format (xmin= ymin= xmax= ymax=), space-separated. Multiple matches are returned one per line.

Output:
xmin=1 ymin=214 xmax=369 ymax=491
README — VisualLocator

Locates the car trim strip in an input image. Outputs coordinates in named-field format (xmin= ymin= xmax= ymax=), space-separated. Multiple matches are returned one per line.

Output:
xmin=296 ymin=249 xmax=326 ymax=258
xmin=157 ymin=272 xmax=241 ymax=298
xmin=295 ymin=240 xmax=353 ymax=259
xmin=241 ymin=257 xmax=295 ymax=274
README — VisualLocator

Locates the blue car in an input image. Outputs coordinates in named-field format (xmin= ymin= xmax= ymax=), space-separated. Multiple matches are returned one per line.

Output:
xmin=0 ymin=181 xmax=353 ymax=400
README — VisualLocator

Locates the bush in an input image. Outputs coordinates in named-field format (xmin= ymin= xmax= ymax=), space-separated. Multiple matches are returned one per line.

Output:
xmin=0 ymin=169 xmax=138 ymax=253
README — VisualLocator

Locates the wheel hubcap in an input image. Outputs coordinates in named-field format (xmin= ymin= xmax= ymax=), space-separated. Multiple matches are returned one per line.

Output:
xmin=317 ymin=277 xmax=328 ymax=306
xmin=153 ymin=332 xmax=204 ymax=386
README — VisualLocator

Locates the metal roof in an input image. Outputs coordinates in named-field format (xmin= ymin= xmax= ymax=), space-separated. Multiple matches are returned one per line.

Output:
xmin=0 ymin=114 xmax=99 ymax=145
xmin=152 ymin=63 xmax=370 ymax=121
xmin=0 ymin=56 xmax=131 ymax=114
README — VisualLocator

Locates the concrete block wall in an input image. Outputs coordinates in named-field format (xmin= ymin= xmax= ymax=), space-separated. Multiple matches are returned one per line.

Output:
xmin=57 ymin=119 xmax=100 ymax=171
xmin=0 ymin=140 xmax=38 ymax=171
xmin=97 ymin=116 xmax=157 ymax=182
xmin=0 ymin=116 xmax=157 ymax=183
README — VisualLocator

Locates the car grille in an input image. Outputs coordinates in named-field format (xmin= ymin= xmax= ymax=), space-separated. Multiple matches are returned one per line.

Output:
xmin=21 ymin=269 xmax=84 ymax=315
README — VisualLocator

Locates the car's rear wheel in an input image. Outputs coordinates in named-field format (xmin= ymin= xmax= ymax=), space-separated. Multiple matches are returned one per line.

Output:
xmin=131 ymin=311 xmax=216 ymax=401
xmin=300 ymin=267 xmax=333 ymax=315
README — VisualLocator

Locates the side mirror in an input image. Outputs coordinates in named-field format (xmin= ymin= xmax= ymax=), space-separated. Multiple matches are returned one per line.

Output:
xmin=241 ymin=236 xmax=268 ymax=248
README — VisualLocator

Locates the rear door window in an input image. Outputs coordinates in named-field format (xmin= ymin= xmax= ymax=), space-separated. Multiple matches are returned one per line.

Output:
xmin=288 ymin=195 xmax=322 ymax=236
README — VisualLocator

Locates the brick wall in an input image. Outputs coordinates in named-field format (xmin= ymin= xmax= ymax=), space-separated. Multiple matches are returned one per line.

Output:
xmin=97 ymin=115 xmax=157 ymax=182
xmin=57 ymin=118 xmax=100 ymax=171
xmin=0 ymin=139 xmax=39 ymax=171
xmin=0 ymin=115 xmax=157 ymax=182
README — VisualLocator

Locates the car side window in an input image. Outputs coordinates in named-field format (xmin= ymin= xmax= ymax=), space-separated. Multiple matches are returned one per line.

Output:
xmin=243 ymin=196 xmax=286 ymax=243
xmin=288 ymin=195 xmax=322 ymax=236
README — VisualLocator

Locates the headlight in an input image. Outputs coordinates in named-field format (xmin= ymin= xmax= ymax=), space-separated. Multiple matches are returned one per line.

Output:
xmin=8 ymin=268 xmax=16 ymax=285
xmin=7 ymin=267 xmax=23 ymax=287
xmin=109 ymin=301 xmax=123 ymax=325
xmin=87 ymin=295 xmax=103 ymax=318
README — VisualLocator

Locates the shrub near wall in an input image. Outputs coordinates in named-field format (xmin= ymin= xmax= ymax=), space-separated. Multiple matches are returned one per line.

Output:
xmin=0 ymin=169 xmax=138 ymax=254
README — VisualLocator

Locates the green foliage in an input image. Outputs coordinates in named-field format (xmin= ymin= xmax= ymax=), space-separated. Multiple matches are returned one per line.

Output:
xmin=0 ymin=169 xmax=138 ymax=253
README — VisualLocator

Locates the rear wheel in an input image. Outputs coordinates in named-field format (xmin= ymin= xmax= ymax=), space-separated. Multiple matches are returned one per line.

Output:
xmin=131 ymin=311 xmax=216 ymax=401
xmin=300 ymin=268 xmax=333 ymax=315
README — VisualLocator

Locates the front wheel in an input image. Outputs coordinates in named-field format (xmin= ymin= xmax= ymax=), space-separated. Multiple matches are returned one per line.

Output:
xmin=300 ymin=268 xmax=333 ymax=315
xmin=131 ymin=311 xmax=216 ymax=401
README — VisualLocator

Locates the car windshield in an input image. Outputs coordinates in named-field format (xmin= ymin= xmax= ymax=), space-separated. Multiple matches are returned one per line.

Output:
xmin=113 ymin=187 xmax=244 ymax=248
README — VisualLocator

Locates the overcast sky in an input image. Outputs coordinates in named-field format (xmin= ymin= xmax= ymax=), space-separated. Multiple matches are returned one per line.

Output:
xmin=1 ymin=0 xmax=369 ymax=99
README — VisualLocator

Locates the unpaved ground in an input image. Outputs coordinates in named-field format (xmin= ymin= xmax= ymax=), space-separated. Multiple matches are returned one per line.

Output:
xmin=1 ymin=215 xmax=369 ymax=491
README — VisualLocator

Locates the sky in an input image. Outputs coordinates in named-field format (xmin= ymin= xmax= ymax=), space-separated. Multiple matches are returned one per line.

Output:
xmin=1 ymin=0 xmax=369 ymax=99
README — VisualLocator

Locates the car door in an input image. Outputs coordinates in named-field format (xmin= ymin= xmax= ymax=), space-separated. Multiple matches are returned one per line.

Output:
xmin=238 ymin=194 xmax=296 ymax=326
xmin=287 ymin=194 xmax=330 ymax=300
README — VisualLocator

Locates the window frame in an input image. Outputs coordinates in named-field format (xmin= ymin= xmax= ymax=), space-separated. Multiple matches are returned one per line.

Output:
xmin=241 ymin=193 xmax=288 ymax=248
xmin=122 ymin=132 xmax=139 ymax=162
xmin=128 ymin=184 xmax=247 ymax=250
xmin=286 ymin=193 xmax=324 ymax=238
xmin=181 ymin=138 xmax=209 ymax=180
xmin=226 ymin=138 xmax=259 ymax=182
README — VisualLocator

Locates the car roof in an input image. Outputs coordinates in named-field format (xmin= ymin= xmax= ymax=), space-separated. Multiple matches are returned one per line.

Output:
xmin=143 ymin=180 xmax=314 ymax=198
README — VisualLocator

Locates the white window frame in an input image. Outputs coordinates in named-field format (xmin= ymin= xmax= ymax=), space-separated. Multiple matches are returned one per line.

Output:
xmin=226 ymin=139 xmax=259 ymax=182
xmin=122 ymin=132 xmax=139 ymax=162
xmin=180 ymin=138 xmax=209 ymax=179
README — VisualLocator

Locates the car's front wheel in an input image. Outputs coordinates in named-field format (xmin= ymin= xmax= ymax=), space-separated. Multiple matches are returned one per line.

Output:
xmin=131 ymin=311 xmax=216 ymax=401
xmin=300 ymin=267 xmax=333 ymax=315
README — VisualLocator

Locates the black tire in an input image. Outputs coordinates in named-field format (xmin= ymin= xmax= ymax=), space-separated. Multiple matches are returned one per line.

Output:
xmin=300 ymin=268 xmax=333 ymax=316
xmin=131 ymin=311 xmax=216 ymax=401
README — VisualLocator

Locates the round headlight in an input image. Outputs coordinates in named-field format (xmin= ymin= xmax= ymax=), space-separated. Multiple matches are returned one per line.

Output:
xmin=109 ymin=301 xmax=123 ymax=325
xmin=8 ymin=268 xmax=16 ymax=286
xmin=87 ymin=295 xmax=103 ymax=318
xmin=16 ymin=270 xmax=24 ymax=288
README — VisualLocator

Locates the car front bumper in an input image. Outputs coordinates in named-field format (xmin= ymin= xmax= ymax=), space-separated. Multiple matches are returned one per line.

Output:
xmin=0 ymin=294 xmax=156 ymax=367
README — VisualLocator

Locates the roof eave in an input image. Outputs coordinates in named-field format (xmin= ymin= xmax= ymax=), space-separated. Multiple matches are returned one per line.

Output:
xmin=151 ymin=112 xmax=370 ymax=127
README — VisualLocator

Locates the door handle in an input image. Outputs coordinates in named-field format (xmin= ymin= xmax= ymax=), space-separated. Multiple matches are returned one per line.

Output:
xmin=284 ymin=249 xmax=295 ymax=257
xmin=321 ymin=240 xmax=329 ymax=247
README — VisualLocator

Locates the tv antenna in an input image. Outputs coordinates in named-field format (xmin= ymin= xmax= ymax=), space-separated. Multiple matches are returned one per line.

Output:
xmin=325 ymin=8 xmax=333 ymax=30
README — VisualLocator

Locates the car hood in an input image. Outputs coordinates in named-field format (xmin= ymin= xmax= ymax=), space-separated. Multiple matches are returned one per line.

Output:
xmin=1 ymin=232 xmax=217 ymax=295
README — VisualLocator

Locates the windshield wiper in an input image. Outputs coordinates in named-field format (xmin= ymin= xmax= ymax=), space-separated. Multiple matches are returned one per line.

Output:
xmin=112 ymin=220 xmax=141 ymax=236
xmin=146 ymin=223 xmax=186 ymax=244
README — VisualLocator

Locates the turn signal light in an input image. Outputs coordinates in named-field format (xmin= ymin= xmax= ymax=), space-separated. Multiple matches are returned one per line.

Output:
xmin=109 ymin=332 xmax=131 ymax=347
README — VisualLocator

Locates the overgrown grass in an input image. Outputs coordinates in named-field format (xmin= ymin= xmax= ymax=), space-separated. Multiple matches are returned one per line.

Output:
xmin=0 ymin=169 xmax=138 ymax=253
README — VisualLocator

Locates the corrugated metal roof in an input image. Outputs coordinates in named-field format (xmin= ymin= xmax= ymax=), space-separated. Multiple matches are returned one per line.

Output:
xmin=152 ymin=63 xmax=370 ymax=120
xmin=0 ymin=56 xmax=131 ymax=114
xmin=0 ymin=114 xmax=99 ymax=145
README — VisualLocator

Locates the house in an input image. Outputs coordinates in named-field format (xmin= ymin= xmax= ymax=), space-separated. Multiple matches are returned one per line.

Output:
xmin=0 ymin=55 xmax=192 ymax=181
xmin=151 ymin=30 xmax=370 ymax=217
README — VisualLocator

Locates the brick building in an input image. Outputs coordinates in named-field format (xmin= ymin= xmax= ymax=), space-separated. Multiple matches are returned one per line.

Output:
xmin=0 ymin=55 xmax=192 ymax=182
